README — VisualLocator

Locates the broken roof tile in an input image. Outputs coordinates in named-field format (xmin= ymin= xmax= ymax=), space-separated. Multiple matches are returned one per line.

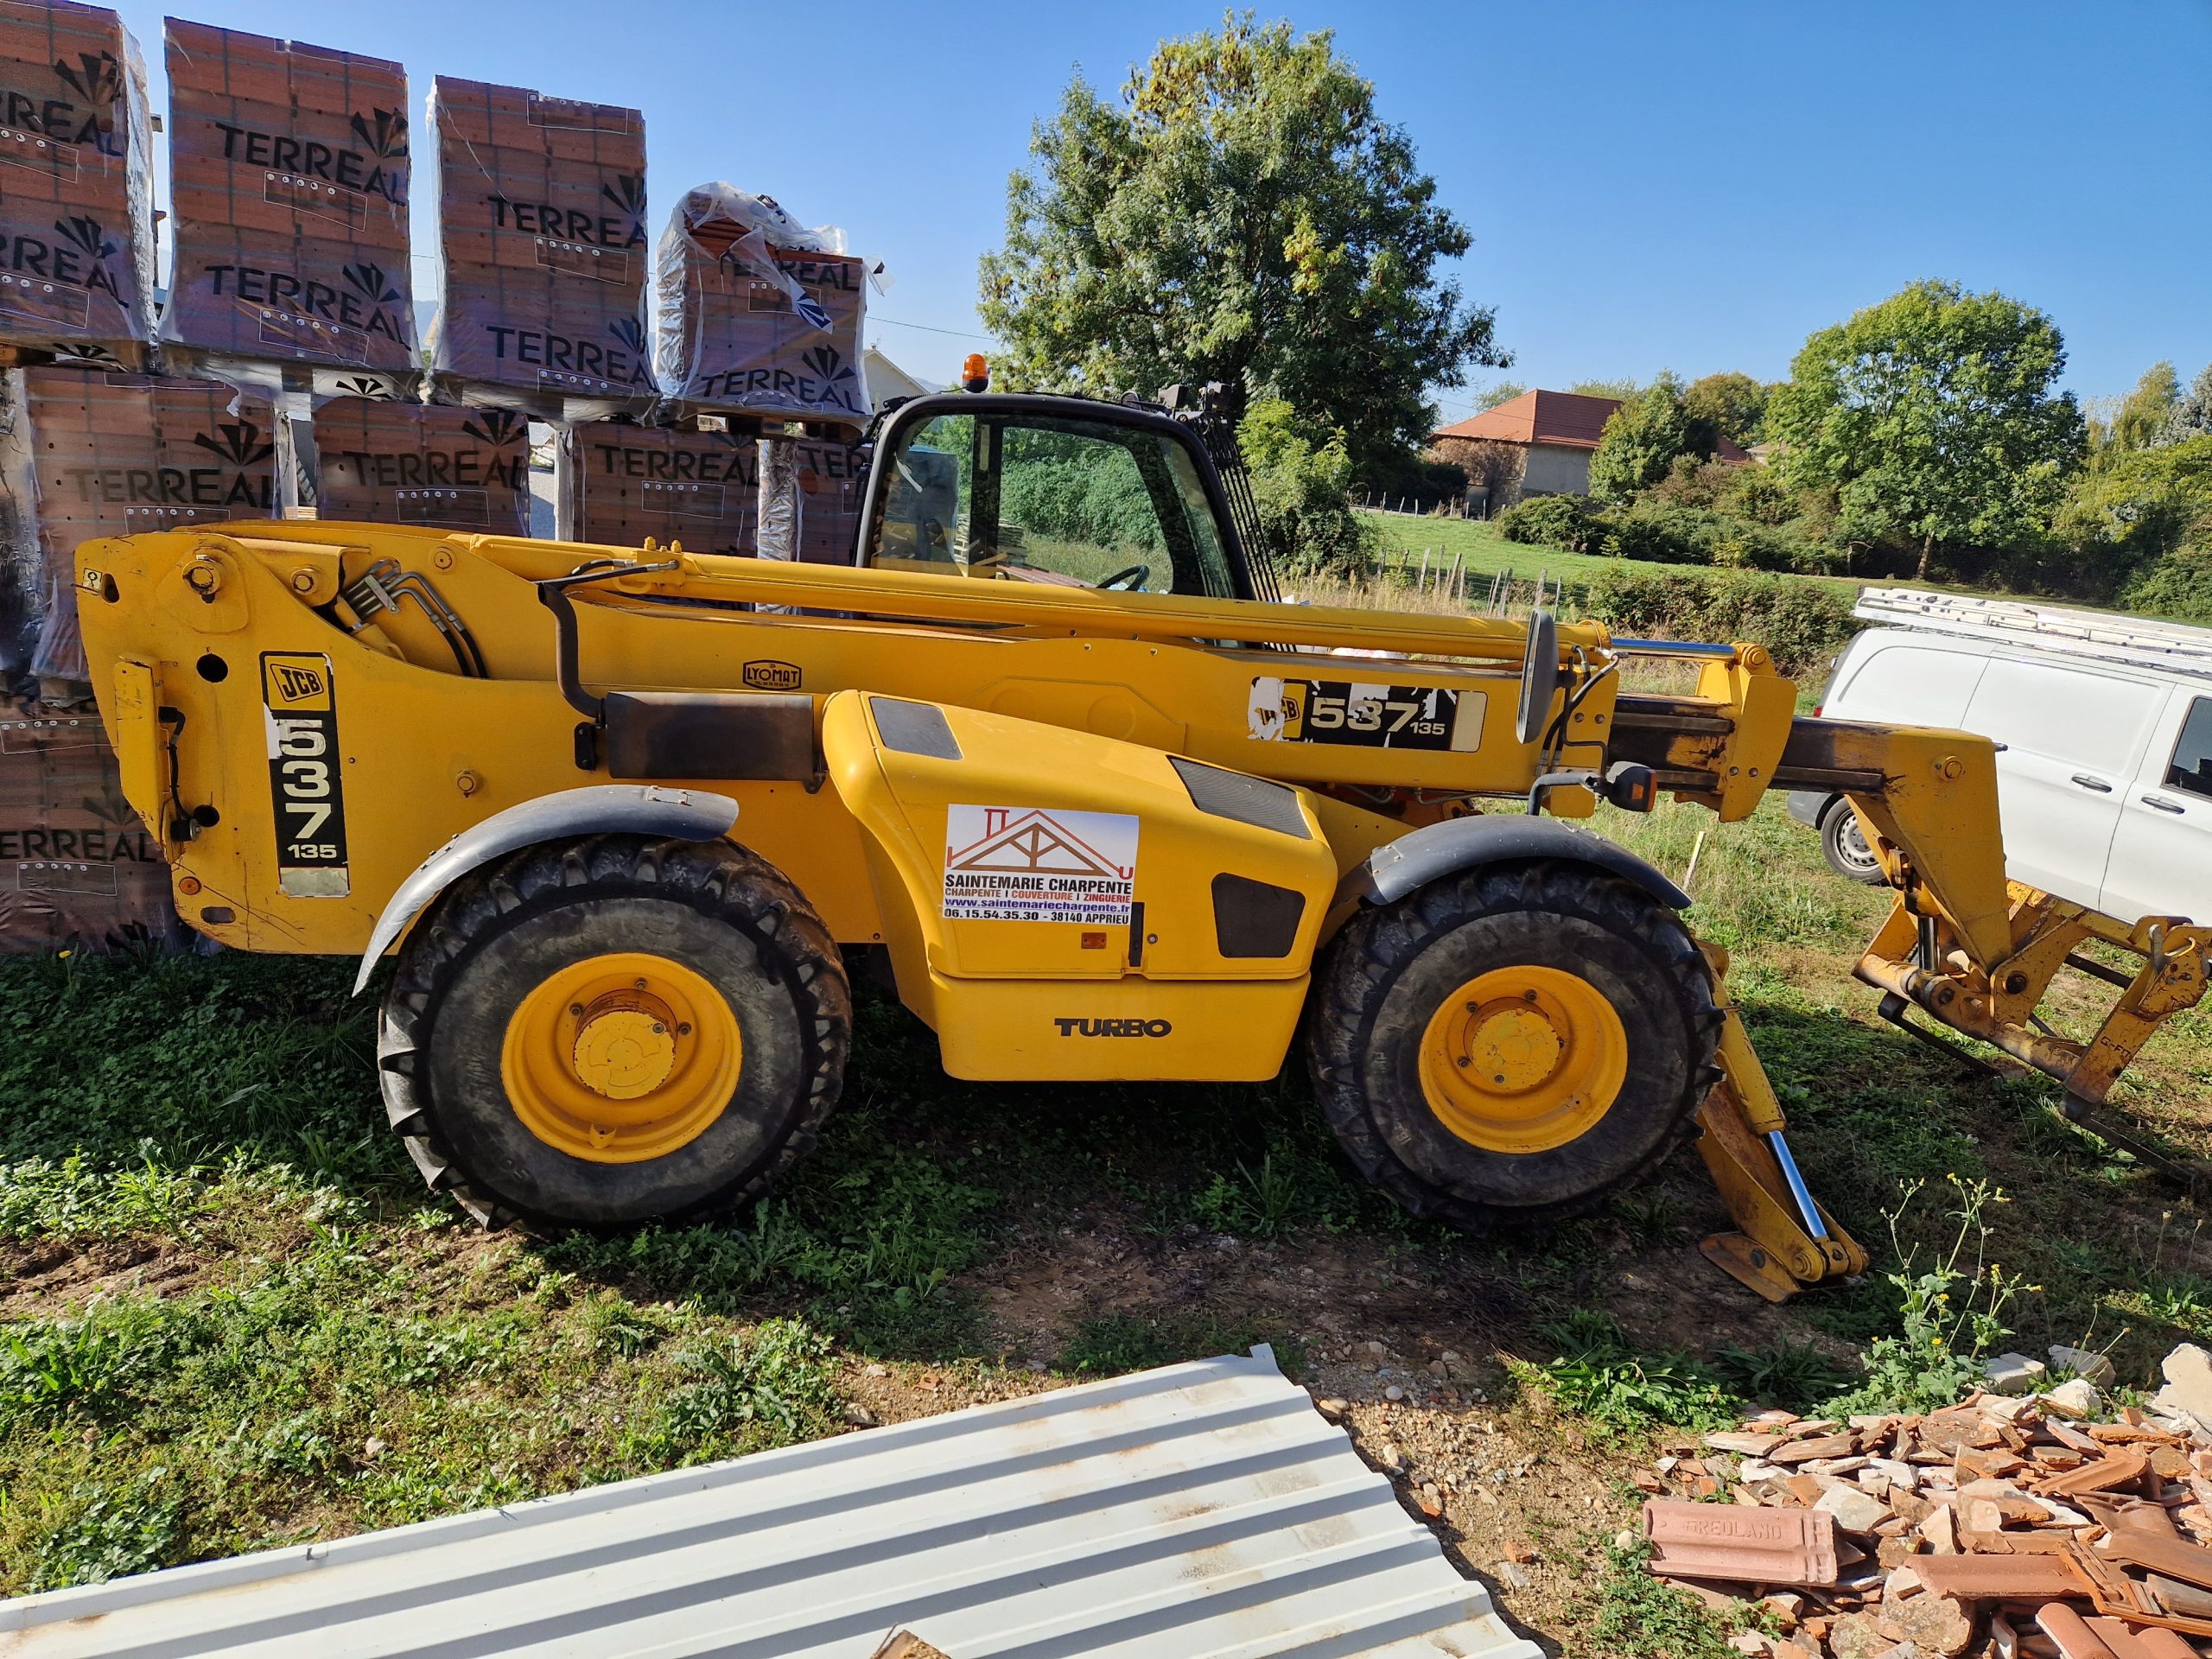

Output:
xmin=1910 ymin=1552 xmax=2098 ymax=1603
xmin=2037 ymin=1601 xmax=2121 ymax=1658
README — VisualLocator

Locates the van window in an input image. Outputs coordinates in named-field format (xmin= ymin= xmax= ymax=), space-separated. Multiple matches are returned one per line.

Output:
xmin=1964 ymin=657 xmax=2163 ymax=772
xmin=2169 ymin=697 xmax=2212 ymax=800
xmin=1830 ymin=638 xmax=1988 ymax=727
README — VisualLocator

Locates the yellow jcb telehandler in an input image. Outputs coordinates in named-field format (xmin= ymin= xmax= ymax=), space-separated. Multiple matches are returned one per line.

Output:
xmin=71 ymin=389 xmax=2211 ymax=1300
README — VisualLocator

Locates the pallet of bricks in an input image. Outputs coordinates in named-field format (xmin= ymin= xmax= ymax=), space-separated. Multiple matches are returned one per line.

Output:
xmin=555 ymin=181 xmax=872 ymax=561
xmin=0 ymin=360 xmax=286 ymax=949
xmin=561 ymin=420 xmax=864 ymax=563
xmin=0 ymin=3 xmax=171 ymax=950
xmin=160 ymin=15 xmax=416 ymax=380
xmin=1637 ymin=1342 xmax=2212 ymax=1657
xmin=408 ymin=72 xmax=657 ymax=543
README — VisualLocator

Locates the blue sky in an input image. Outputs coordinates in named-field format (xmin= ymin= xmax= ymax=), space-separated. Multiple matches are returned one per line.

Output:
xmin=108 ymin=1 xmax=2212 ymax=419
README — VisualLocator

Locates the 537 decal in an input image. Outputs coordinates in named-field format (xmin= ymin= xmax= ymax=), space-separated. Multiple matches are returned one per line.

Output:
xmin=1247 ymin=677 xmax=1486 ymax=752
xmin=261 ymin=652 xmax=351 ymax=897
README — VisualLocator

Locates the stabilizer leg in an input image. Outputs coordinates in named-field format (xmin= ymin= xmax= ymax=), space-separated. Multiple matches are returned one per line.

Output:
xmin=1694 ymin=1004 xmax=1869 ymax=1302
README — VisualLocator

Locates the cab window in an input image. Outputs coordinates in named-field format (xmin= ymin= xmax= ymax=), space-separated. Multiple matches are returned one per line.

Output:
xmin=2169 ymin=697 xmax=2212 ymax=800
xmin=873 ymin=412 xmax=971 ymax=572
xmin=868 ymin=410 xmax=1237 ymax=597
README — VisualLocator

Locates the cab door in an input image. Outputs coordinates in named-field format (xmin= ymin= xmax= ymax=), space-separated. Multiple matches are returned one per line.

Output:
xmin=2101 ymin=689 xmax=2212 ymax=926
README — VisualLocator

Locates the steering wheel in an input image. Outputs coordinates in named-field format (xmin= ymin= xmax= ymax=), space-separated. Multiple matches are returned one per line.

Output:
xmin=1096 ymin=563 xmax=1151 ymax=591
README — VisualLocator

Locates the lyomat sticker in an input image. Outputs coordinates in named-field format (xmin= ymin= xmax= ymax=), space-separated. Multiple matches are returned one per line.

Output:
xmin=943 ymin=805 xmax=1136 ymax=925
xmin=261 ymin=652 xmax=350 ymax=897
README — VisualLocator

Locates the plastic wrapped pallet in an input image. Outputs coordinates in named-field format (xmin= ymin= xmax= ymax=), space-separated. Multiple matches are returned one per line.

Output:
xmin=0 ymin=0 xmax=157 ymax=365
xmin=0 ymin=692 xmax=181 ymax=950
xmin=304 ymin=397 xmax=530 ymax=533
xmin=4 ymin=366 xmax=281 ymax=685
xmin=428 ymin=77 xmax=652 ymax=420
xmin=652 ymin=186 xmax=869 ymax=429
xmin=560 ymin=422 xmax=863 ymax=563
xmin=161 ymin=20 xmax=416 ymax=378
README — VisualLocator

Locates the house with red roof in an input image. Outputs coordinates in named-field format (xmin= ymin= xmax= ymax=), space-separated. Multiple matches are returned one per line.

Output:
xmin=1427 ymin=390 xmax=1750 ymax=512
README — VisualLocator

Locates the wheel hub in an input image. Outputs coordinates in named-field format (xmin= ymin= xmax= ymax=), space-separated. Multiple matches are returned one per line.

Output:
xmin=1465 ymin=1001 xmax=1564 ymax=1090
xmin=1417 ymin=965 xmax=1629 ymax=1154
xmin=501 ymin=952 xmax=741 ymax=1164
xmin=571 ymin=990 xmax=678 ymax=1100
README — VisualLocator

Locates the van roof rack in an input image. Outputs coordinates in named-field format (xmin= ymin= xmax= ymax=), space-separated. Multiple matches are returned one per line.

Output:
xmin=1854 ymin=587 xmax=2212 ymax=682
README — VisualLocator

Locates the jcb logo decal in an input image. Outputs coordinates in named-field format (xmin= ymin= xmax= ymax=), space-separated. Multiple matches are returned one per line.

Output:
xmin=267 ymin=660 xmax=327 ymax=706
xmin=261 ymin=653 xmax=349 ymax=897
xmin=742 ymin=659 xmax=801 ymax=692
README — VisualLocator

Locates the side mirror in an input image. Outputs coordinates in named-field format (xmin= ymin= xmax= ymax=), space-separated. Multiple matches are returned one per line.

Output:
xmin=1516 ymin=608 xmax=1559 ymax=747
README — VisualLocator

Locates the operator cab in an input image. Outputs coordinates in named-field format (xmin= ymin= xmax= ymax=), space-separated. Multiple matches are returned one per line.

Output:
xmin=855 ymin=391 xmax=1267 ymax=601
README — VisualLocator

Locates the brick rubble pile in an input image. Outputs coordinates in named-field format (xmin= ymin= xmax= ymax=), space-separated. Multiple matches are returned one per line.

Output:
xmin=1640 ymin=1344 xmax=2212 ymax=1658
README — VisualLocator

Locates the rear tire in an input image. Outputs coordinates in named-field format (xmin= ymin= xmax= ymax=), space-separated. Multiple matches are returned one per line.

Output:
xmin=1820 ymin=798 xmax=1885 ymax=884
xmin=378 ymin=835 xmax=849 ymax=1229
xmin=1308 ymin=860 xmax=1722 ymax=1230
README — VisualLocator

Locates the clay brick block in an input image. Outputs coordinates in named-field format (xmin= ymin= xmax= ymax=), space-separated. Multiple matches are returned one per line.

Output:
xmin=0 ymin=0 xmax=156 ymax=353
xmin=653 ymin=186 xmax=868 ymax=428
xmin=0 ymin=690 xmax=180 ymax=949
xmin=308 ymin=398 xmax=530 ymax=533
xmin=162 ymin=19 xmax=414 ymax=368
xmin=428 ymin=75 xmax=649 ymax=405
xmin=10 ymin=366 xmax=280 ymax=679
xmin=563 ymin=422 xmax=862 ymax=563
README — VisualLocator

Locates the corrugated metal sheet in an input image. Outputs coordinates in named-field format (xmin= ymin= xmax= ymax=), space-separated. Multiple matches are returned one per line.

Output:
xmin=0 ymin=1348 xmax=1541 ymax=1659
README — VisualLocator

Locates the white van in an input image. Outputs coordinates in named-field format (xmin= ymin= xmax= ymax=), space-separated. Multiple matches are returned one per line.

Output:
xmin=1787 ymin=589 xmax=2212 ymax=926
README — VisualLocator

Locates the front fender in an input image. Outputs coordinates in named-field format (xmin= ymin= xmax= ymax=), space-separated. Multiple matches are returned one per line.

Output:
xmin=351 ymin=785 xmax=739 ymax=995
xmin=1339 ymin=814 xmax=1691 ymax=917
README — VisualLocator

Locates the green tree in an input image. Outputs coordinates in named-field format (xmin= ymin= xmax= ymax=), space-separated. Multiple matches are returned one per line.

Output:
xmin=2057 ymin=435 xmax=2212 ymax=568
xmin=1588 ymin=374 xmax=1713 ymax=505
xmin=1682 ymin=372 xmax=1774 ymax=448
xmin=1567 ymin=377 xmax=1642 ymax=401
xmin=978 ymin=14 xmax=1504 ymax=480
xmin=1237 ymin=396 xmax=1376 ymax=577
xmin=1767 ymin=281 xmax=2084 ymax=581
xmin=1473 ymin=379 xmax=1529 ymax=410
xmin=2091 ymin=361 xmax=2181 ymax=459
xmin=2167 ymin=364 xmax=2212 ymax=443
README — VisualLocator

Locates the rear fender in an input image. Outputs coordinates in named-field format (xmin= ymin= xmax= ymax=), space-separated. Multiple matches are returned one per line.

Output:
xmin=351 ymin=785 xmax=738 ymax=994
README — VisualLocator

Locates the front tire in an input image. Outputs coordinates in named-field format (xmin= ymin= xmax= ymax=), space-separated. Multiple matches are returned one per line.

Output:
xmin=1309 ymin=860 xmax=1722 ymax=1230
xmin=1820 ymin=798 xmax=1885 ymax=884
xmin=378 ymin=835 xmax=849 ymax=1229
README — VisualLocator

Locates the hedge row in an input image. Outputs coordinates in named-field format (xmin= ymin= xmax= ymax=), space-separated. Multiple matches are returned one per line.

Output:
xmin=1577 ymin=566 xmax=1864 ymax=679
xmin=1497 ymin=493 xmax=1834 ymax=575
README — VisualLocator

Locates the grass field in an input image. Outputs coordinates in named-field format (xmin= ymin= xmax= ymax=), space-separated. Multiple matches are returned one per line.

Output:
xmin=1358 ymin=511 xmax=1859 ymax=599
xmin=5 ymin=792 xmax=2210 ymax=1649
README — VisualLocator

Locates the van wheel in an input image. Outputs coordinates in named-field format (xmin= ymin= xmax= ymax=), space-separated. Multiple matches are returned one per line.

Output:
xmin=1308 ymin=860 xmax=1723 ymax=1229
xmin=378 ymin=835 xmax=849 ymax=1230
xmin=1820 ymin=798 xmax=1885 ymax=884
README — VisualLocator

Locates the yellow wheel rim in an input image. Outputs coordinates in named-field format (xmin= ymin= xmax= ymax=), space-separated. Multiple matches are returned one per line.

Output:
xmin=1418 ymin=964 xmax=1627 ymax=1154
xmin=501 ymin=951 xmax=741 ymax=1164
